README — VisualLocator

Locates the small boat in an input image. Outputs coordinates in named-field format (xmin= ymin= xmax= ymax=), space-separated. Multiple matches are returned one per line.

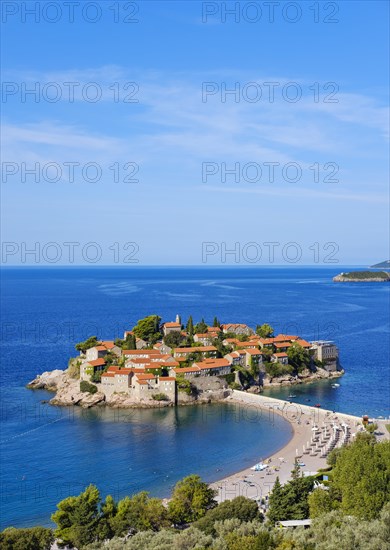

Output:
xmin=314 ymin=404 xmax=321 ymax=408
xmin=288 ymin=394 xmax=297 ymax=398
xmin=331 ymin=383 xmax=340 ymax=388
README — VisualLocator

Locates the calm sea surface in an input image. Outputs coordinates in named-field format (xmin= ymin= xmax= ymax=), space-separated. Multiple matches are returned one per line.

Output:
xmin=0 ymin=267 xmax=389 ymax=528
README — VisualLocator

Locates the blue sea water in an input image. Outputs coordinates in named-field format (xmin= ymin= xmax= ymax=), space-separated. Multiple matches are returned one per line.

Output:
xmin=0 ymin=266 xmax=389 ymax=529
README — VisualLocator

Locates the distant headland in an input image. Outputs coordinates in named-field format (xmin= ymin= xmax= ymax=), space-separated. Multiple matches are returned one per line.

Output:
xmin=333 ymin=271 xmax=390 ymax=282
xmin=28 ymin=315 xmax=343 ymax=409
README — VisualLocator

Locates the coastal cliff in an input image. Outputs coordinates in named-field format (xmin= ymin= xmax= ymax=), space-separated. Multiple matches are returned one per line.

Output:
xmin=261 ymin=366 xmax=344 ymax=387
xmin=27 ymin=369 xmax=231 ymax=408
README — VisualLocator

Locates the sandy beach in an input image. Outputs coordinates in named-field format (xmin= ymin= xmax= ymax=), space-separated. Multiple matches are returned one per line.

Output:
xmin=211 ymin=391 xmax=389 ymax=506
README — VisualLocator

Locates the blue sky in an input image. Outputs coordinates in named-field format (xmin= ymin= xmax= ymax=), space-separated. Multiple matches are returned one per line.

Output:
xmin=1 ymin=0 xmax=389 ymax=265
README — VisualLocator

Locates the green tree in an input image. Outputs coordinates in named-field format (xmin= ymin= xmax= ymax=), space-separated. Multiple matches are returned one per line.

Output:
xmin=268 ymin=475 xmax=314 ymax=524
xmin=80 ymin=380 xmax=98 ymax=394
xmin=308 ymin=489 xmax=333 ymax=518
xmin=256 ymin=324 xmax=274 ymax=338
xmin=132 ymin=315 xmax=161 ymax=343
xmin=75 ymin=336 xmax=99 ymax=354
xmin=194 ymin=496 xmax=262 ymax=536
xmin=287 ymin=343 xmax=311 ymax=374
xmin=213 ymin=317 xmax=221 ymax=328
xmin=332 ymin=437 xmax=390 ymax=519
xmin=122 ymin=333 xmax=137 ymax=350
xmin=51 ymin=484 xmax=101 ymax=548
xmin=0 ymin=527 xmax=53 ymax=550
xmin=163 ymin=331 xmax=185 ymax=348
xmin=168 ymin=475 xmax=217 ymax=524
xmin=110 ymin=492 xmax=168 ymax=536
xmin=194 ymin=319 xmax=208 ymax=334
xmin=96 ymin=495 xmax=117 ymax=541
xmin=186 ymin=315 xmax=194 ymax=336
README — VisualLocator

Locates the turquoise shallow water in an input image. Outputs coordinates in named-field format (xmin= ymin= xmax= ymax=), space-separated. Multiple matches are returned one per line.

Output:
xmin=0 ymin=266 xmax=389 ymax=528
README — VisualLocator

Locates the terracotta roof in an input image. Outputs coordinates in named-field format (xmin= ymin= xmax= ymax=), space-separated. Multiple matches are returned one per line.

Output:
xmin=164 ymin=322 xmax=181 ymax=328
xmin=95 ymin=346 xmax=106 ymax=351
xmin=101 ymin=341 xmax=115 ymax=349
xmin=295 ymin=339 xmax=311 ymax=348
xmin=173 ymin=366 xmax=201 ymax=373
xmin=194 ymin=333 xmax=211 ymax=338
xmin=160 ymin=377 xmax=176 ymax=382
xmin=274 ymin=342 xmax=292 ymax=348
xmin=101 ymin=372 xmax=115 ymax=378
xmin=136 ymin=373 xmax=156 ymax=380
xmin=87 ymin=358 xmax=106 ymax=367
xmin=273 ymin=352 xmax=288 ymax=357
xmin=244 ymin=348 xmax=263 ymax=355
xmin=193 ymin=358 xmax=230 ymax=370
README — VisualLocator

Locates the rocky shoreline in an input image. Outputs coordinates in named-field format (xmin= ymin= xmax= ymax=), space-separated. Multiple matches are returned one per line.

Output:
xmin=27 ymin=366 xmax=344 ymax=409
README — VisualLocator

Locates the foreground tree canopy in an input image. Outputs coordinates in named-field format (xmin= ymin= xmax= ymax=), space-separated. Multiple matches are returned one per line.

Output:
xmin=2 ymin=438 xmax=389 ymax=549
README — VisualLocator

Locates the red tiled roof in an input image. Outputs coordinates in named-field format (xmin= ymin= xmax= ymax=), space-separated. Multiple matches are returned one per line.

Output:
xmin=194 ymin=333 xmax=211 ymax=338
xmin=274 ymin=342 xmax=292 ymax=348
xmin=173 ymin=366 xmax=201 ymax=373
xmin=164 ymin=322 xmax=181 ymax=328
xmin=95 ymin=346 xmax=106 ymax=351
xmin=193 ymin=358 xmax=230 ymax=370
xmin=136 ymin=373 xmax=156 ymax=380
xmin=244 ymin=348 xmax=263 ymax=355
xmin=273 ymin=352 xmax=288 ymax=357
xmin=87 ymin=358 xmax=106 ymax=367
xmin=101 ymin=372 xmax=115 ymax=378
xmin=101 ymin=341 xmax=115 ymax=349
xmin=295 ymin=339 xmax=311 ymax=348
xmin=160 ymin=377 xmax=176 ymax=382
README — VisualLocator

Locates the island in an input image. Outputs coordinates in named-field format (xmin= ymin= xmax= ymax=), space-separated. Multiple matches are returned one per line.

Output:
xmin=333 ymin=270 xmax=390 ymax=282
xmin=28 ymin=314 xmax=344 ymax=408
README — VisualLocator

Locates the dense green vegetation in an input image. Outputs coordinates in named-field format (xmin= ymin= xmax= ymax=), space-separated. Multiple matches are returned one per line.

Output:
xmin=80 ymin=380 xmax=98 ymax=394
xmin=256 ymin=323 xmax=274 ymax=338
xmin=339 ymin=271 xmax=390 ymax=280
xmin=132 ymin=315 xmax=162 ymax=344
xmin=75 ymin=336 xmax=99 ymax=353
xmin=0 ymin=526 xmax=54 ymax=550
xmin=286 ymin=343 xmax=311 ymax=374
xmin=265 ymin=362 xmax=294 ymax=378
xmin=151 ymin=393 xmax=169 ymax=401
